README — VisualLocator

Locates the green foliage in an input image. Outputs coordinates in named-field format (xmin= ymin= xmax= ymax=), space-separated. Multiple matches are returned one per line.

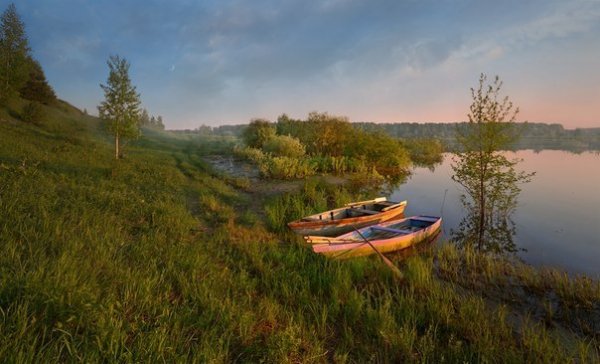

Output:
xmin=19 ymin=58 xmax=56 ymax=104
xmin=271 ymin=112 xmax=413 ymax=180
xmin=276 ymin=112 xmax=354 ymax=156
xmin=451 ymin=74 xmax=534 ymax=252
xmin=242 ymin=118 xmax=276 ymax=148
xmin=98 ymin=55 xmax=142 ymax=159
xmin=262 ymin=134 xmax=306 ymax=158
xmin=348 ymin=129 xmax=411 ymax=177
xmin=259 ymin=156 xmax=317 ymax=179
xmin=0 ymin=3 xmax=30 ymax=102
xmin=139 ymin=108 xmax=166 ymax=130
xmin=264 ymin=180 xmax=357 ymax=233
xmin=311 ymin=155 xmax=366 ymax=174
xmin=0 ymin=101 xmax=597 ymax=362
xmin=235 ymin=146 xmax=316 ymax=179
xmin=352 ymin=121 xmax=600 ymax=152
xmin=20 ymin=100 xmax=44 ymax=123
xmin=233 ymin=146 xmax=266 ymax=163
xmin=304 ymin=112 xmax=354 ymax=156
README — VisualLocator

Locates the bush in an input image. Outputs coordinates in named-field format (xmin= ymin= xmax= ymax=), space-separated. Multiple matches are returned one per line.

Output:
xmin=21 ymin=101 xmax=44 ymax=124
xmin=347 ymin=130 xmax=411 ymax=176
xmin=242 ymin=119 xmax=276 ymax=148
xmin=259 ymin=156 xmax=317 ymax=179
xmin=262 ymin=134 xmax=306 ymax=158
xmin=233 ymin=146 xmax=266 ymax=163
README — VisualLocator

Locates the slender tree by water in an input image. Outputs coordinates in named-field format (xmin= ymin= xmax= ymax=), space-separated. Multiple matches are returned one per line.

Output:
xmin=451 ymin=74 xmax=534 ymax=252
xmin=98 ymin=55 xmax=141 ymax=159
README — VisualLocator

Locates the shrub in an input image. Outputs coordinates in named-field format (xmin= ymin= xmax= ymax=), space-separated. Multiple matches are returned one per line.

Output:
xmin=347 ymin=130 xmax=411 ymax=176
xmin=233 ymin=146 xmax=266 ymax=163
xmin=21 ymin=101 xmax=44 ymax=124
xmin=242 ymin=118 xmax=276 ymax=148
xmin=260 ymin=156 xmax=317 ymax=179
xmin=262 ymin=134 xmax=306 ymax=158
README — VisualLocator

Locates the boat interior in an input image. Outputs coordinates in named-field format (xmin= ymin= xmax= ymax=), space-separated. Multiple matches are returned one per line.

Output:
xmin=351 ymin=217 xmax=437 ymax=240
xmin=303 ymin=201 xmax=403 ymax=221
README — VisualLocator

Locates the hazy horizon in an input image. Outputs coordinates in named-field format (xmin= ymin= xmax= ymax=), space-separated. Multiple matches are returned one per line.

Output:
xmin=167 ymin=119 xmax=598 ymax=132
xmin=18 ymin=0 xmax=600 ymax=129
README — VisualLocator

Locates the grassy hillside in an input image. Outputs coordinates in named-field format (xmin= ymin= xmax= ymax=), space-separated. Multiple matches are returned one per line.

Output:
xmin=1 ymin=101 xmax=598 ymax=362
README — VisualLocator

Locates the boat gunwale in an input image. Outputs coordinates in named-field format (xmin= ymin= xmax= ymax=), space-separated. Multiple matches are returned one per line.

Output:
xmin=311 ymin=216 xmax=442 ymax=254
xmin=287 ymin=200 xmax=407 ymax=229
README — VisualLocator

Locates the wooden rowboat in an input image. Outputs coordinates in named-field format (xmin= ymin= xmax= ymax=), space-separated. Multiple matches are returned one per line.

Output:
xmin=305 ymin=215 xmax=442 ymax=258
xmin=287 ymin=198 xmax=407 ymax=236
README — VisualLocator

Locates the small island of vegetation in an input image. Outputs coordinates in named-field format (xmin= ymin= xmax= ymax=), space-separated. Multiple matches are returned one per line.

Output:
xmin=232 ymin=112 xmax=442 ymax=182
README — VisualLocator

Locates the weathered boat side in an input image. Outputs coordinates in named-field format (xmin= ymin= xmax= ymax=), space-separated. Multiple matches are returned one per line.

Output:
xmin=311 ymin=216 xmax=442 ymax=258
xmin=288 ymin=200 xmax=407 ymax=236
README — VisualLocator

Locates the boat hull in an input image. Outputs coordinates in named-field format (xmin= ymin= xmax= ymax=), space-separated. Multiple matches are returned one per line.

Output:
xmin=311 ymin=216 xmax=442 ymax=258
xmin=288 ymin=201 xmax=407 ymax=236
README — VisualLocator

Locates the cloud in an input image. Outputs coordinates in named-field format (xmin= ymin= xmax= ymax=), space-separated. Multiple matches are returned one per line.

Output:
xmin=14 ymin=0 xmax=600 ymax=128
xmin=452 ymin=0 xmax=600 ymax=63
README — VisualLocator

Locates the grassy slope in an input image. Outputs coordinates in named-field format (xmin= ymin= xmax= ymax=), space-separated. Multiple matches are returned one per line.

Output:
xmin=1 ymin=101 xmax=598 ymax=362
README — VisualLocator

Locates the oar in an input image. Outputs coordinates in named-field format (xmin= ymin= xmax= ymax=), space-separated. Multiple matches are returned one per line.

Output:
xmin=352 ymin=226 xmax=403 ymax=279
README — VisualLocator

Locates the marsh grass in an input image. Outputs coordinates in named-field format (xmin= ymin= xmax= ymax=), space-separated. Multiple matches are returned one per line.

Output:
xmin=264 ymin=179 xmax=359 ymax=233
xmin=1 ymin=102 xmax=598 ymax=362
xmin=436 ymin=244 xmax=600 ymax=341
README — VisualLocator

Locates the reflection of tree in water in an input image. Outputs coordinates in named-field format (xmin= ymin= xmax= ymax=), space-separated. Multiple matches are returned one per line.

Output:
xmin=452 ymin=153 xmax=530 ymax=253
xmin=452 ymin=207 xmax=518 ymax=253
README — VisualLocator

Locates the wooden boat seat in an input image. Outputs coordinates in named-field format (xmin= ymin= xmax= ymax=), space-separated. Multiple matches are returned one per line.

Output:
xmin=371 ymin=226 xmax=413 ymax=234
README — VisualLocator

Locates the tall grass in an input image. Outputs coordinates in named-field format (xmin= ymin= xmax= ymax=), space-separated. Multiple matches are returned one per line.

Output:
xmin=264 ymin=179 xmax=359 ymax=233
xmin=234 ymin=145 xmax=400 ymax=181
xmin=1 ymin=102 xmax=598 ymax=362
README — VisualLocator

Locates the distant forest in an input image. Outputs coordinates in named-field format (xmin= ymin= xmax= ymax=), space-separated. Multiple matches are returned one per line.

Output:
xmin=177 ymin=121 xmax=600 ymax=152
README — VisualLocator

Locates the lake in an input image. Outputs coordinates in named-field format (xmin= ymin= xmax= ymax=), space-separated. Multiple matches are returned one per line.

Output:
xmin=390 ymin=150 xmax=600 ymax=277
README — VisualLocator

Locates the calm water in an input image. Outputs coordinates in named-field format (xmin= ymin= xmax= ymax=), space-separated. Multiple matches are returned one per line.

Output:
xmin=390 ymin=150 xmax=600 ymax=277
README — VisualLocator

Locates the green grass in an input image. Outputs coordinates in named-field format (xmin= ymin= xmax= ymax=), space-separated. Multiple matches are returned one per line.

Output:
xmin=1 ymin=100 xmax=598 ymax=362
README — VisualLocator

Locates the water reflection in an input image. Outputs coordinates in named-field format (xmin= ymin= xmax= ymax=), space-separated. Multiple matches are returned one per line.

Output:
xmin=388 ymin=230 xmax=442 ymax=261
xmin=451 ymin=211 xmax=518 ymax=253
xmin=388 ymin=150 xmax=600 ymax=276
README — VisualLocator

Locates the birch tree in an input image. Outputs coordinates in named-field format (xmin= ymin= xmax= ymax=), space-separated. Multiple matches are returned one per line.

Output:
xmin=98 ymin=55 xmax=141 ymax=159
xmin=451 ymin=74 xmax=534 ymax=252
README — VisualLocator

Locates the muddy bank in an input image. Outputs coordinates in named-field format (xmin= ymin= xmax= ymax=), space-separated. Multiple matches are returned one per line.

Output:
xmin=202 ymin=154 xmax=347 ymax=196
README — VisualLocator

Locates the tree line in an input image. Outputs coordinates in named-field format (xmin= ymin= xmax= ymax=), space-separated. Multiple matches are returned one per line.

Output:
xmin=353 ymin=121 xmax=600 ymax=152
xmin=0 ymin=3 xmax=56 ymax=122
xmin=192 ymin=120 xmax=600 ymax=153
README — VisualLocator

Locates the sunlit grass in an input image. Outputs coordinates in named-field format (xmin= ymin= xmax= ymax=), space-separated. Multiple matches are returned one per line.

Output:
xmin=1 ymin=102 xmax=598 ymax=361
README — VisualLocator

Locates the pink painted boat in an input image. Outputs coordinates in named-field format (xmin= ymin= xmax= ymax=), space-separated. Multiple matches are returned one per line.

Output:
xmin=288 ymin=198 xmax=407 ymax=236
xmin=305 ymin=215 xmax=442 ymax=258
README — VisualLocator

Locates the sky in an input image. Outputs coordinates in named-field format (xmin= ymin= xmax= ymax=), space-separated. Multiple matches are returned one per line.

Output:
xmin=13 ymin=0 xmax=600 ymax=129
